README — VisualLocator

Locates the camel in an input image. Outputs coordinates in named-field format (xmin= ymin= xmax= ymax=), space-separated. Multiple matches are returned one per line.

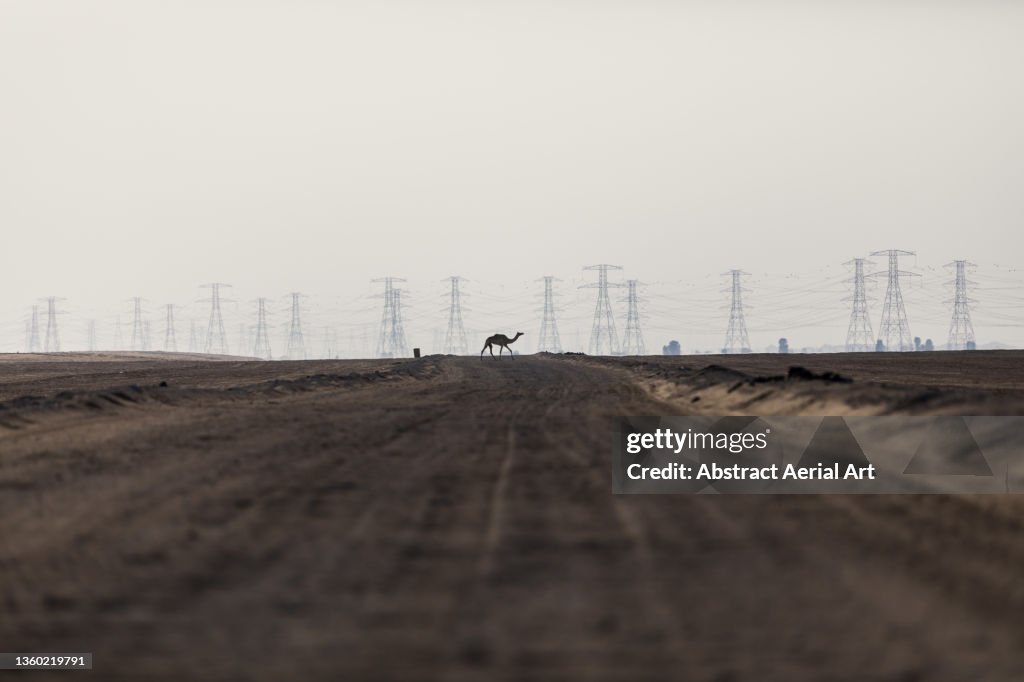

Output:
xmin=480 ymin=332 xmax=523 ymax=359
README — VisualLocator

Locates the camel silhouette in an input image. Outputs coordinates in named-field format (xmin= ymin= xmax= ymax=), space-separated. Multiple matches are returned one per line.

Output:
xmin=481 ymin=332 xmax=523 ymax=359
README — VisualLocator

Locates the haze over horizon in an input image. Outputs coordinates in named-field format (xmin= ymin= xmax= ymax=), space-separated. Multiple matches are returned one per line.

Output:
xmin=2 ymin=1 xmax=1022 ymax=353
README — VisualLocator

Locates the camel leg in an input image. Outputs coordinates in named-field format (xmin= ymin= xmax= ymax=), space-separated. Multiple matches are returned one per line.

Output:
xmin=480 ymin=342 xmax=488 ymax=359
xmin=489 ymin=345 xmax=495 ymax=358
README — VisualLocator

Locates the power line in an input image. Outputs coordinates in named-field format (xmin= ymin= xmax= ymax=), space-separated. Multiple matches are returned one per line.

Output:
xmin=253 ymin=297 xmax=273 ymax=360
xmin=321 ymin=326 xmax=338 ymax=359
xmin=286 ymin=292 xmax=306 ymax=360
xmin=44 ymin=297 xmax=61 ymax=353
xmin=537 ymin=276 xmax=562 ymax=353
xmin=442 ymin=276 xmax=468 ymax=355
xmin=201 ymin=283 xmax=230 ymax=355
xmin=392 ymin=289 xmax=408 ymax=357
xmin=722 ymin=270 xmax=750 ymax=354
xmin=374 ymin=277 xmax=408 ymax=358
xmin=130 ymin=297 xmax=147 ymax=351
xmin=622 ymin=279 xmax=646 ymax=355
xmin=236 ymin=323 xmax=249 ymax=358
xmin=27 ymin=305 xmax=41 ymax=353
xmin=163 ymin=305 xmax=180 ymax=352
xmin=947 ymin=259 xmax=976 ymax=351
xmin=582 ymin=264 xmax=623 ymax=355
xmin=187 ymin=320 xmax=198 ymax=353
xmin=845 ymin=258 xmax=874 ymax=352
xmin=870 ymin=249 xmax=916 ymax=352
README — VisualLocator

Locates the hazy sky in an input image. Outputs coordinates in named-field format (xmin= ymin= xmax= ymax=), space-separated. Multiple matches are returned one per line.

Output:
xmin=1 ymin=1 xmax=1022 ymax=353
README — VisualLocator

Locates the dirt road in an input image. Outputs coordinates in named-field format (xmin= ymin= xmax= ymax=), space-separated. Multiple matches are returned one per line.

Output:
xmin=1 ymin=353 xmax=1023 ymax=680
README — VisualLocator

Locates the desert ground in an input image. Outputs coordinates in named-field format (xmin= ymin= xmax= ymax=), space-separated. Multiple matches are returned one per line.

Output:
xmin=1 ymin=350 xmax=1023 ymax=681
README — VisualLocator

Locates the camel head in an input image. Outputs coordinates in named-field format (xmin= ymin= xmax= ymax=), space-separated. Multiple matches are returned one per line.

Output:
xmin=514 ymin=332 xmax=524 ymax=341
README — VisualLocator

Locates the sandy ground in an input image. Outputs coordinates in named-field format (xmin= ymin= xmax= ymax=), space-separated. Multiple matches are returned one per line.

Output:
xmin=1 ymin=350 xmax=1023 ymax=681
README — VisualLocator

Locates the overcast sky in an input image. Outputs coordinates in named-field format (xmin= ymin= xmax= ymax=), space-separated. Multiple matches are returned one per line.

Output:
xmin=1 ymin=1 xmax=1022 ymax=353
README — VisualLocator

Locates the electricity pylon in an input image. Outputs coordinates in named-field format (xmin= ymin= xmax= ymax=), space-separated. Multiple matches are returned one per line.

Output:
xmin=130 ymin=297 xmax=147 ymax=351
xmin=285 ymin=292 xmax=306 ymax=360
xmin=188 ymin=320 xmax=199 ymax=353
xmin=86 ymin=320 xmax=97 ymax=352
xmin=163 ymin=305 xmax=178 ymax=352
xmin=392 ymin=289 xmax=408 ymax=357
xmin=442 ymin=276 xmax=468 ymax=355
xmin=845 ymin=257 xmax=874 ymax=352
xmin=722 ymin=270 xmax=751 ymax=354
xmin=236 ymin=323 xmax=249 ymax=357
xmin=622 ymin=279 xmax=646 ymax=355
xmin=870 ymin=249 xmax=916 ymax=352
xmin=321 ymin=326 xmax=338 ymax=359
xmin=374 ymin=277 xmax=408 ymax=358
xmin=947 ymin=260 xmax=976 ymax=351
xmin=537 ymin=276 xmax=562 ymax=353
xmin=201 ymin=283 xmax=230 ymax=355
xmin=44 ymin=297 xmax=61 ymax=353
xmin=253 ymin=298 xmax=272 ymax=360
xmin=582 ymin=264 xmax=622 ymax=355
xmin=27 ymin=305 xmax=41 ymax=352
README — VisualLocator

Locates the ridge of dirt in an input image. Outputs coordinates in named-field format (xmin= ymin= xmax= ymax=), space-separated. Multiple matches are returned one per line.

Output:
xmin=570 ymin=351 xmax=1024 ymax=416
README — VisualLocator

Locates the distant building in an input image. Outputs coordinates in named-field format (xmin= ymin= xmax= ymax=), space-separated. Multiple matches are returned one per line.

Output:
xmin=663 ymin=340 xmax=681 ymax=356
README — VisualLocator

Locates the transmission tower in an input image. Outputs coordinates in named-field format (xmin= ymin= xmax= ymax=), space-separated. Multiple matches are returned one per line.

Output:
xmin=947 ymin=259 xmax=976 ymax=351
xmin=44 ymin=297 xmax=61 ymax=353
xmin=28 ymin=305 xmax=41 ymax=353
xmin=374 ymin=277 xmax=408 ymax=358
xmin=130 ymin=297 xmax=147 ymax=351
xmin=253 ymin=298 xmax=272 ymax=360
xmin=621 ymin=279 xmax=646 ymax=355
xmin=844 ymin=258 xmax=874 ymax=352
xmin=201 ymin=283 xmax=230 ymax=355
xmin=237 ymin=323 xmax=250 ymax=357
xmin=286 ymin=292 xmax=306 ymax=360
xmin=162 ymin=304 xmax=177 ymax=352
xmin=442 ymin=276 xmax=468 ymax=355
xmin=321 ymin=326 xmax=338 ymax=359
xmin=870 ymin=249 xmax=916 ymax=352
xmin=392 ymin=289 xmax=408 ymax=357
xmin=86 ymin=320 xmax=97 ymax=352
xmin=722 ymin=270 xmax=751 ymax=353
xmin=188 ymin=320 xmax=199 ymax=353
xmin=582 ymin=264 xmax=623 ymax=355
xmin=537 ymin=276 xmax=562 ymax=353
